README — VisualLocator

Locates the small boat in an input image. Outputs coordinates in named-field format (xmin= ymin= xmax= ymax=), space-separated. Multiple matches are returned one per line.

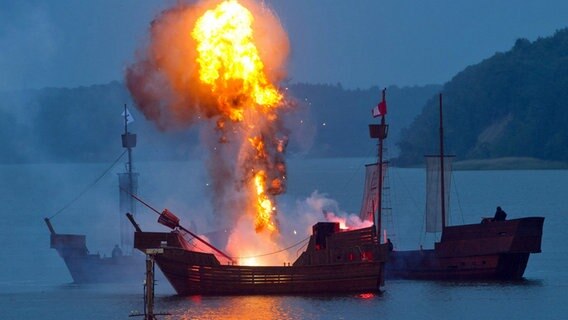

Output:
xmin=44 ymin=106 xmax=144 ymax=283
xmin=383 ymin=94 xmax=544 ymax=280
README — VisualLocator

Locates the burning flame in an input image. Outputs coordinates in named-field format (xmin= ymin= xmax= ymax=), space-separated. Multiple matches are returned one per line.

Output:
xmin=323 ymin=210 xmax=374 ymax=231
xmin=253 ymin=170 xmax=277 ymax=233
xmin=190 ymin=0 xmax=283 ymax=235
xmin=192 ymin=0 xmax=283 ymax=121
xmin=127 ymin=0 xmax=290 ymax=265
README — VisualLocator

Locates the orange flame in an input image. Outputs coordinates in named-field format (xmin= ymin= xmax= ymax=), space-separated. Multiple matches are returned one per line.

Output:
xmin=127 ymin=0 xmax=289 ymax=264
xmin=191 ymin=0 xmax=283 ymax=235
xmin=248 ymin=136 xmax=267 ymax=160
xmin=253 ymin=170 xmax=277 ymax=233
xmin=192 ymin=0 xmax=283 ymax=122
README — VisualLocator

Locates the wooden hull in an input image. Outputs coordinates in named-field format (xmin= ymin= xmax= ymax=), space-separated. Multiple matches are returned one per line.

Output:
xmin=57 ymin=252 xmax=145 ymax=283
xmin=386 ymin=217 xmax=544 ymax=280
xmin=387 ymin=250 xmax=531 ymax=280
xmin=50 ymin=233 xmax=144 ymax=283
xmin=156 ymin=247 xmax=384 ymax=295
xmin=135 ymin=224 xmax=387 ymax=295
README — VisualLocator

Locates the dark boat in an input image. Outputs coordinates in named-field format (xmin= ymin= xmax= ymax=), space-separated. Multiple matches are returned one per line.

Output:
xmin=43 ymin=224 xmax=144 ymax=283
xmin=44 ymin=106 xmax=144 ymax=283
xmin=382 ymin=93 xmax=544 ymax=280
xmin=387 ymin=217 xmax=544 ymax=280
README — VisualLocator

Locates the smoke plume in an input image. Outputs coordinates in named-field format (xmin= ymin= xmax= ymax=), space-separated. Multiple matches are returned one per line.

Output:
xmin=126 ymin=0 xmax=292 ymax=263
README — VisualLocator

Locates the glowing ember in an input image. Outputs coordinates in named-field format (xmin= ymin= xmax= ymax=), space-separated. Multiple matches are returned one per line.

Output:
xmin=248 ymin=136 xmax=268 ymax=160
xmin=253 ymin=170 xmax=277 ymax=232
xmin=192 ymin=0 xmax=283 ymax=121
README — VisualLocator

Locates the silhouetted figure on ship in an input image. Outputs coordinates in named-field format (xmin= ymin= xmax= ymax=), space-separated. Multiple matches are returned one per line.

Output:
xmin=494 ymin=206 xmax=507 ymax=221
xmin=387 ymin=238 xmax=394 ymax=252
xmin=112 ymin=244 xmax=123 ymax=258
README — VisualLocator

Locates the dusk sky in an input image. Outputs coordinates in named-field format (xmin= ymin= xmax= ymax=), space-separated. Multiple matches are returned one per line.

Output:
xmin=1 ymin=0 xmax=568 ymax=91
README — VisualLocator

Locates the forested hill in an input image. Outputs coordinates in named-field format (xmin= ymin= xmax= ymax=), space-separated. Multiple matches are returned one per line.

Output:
xmin=395 ymin=28 xmax=568 ymax=167
xmin=285 ymin=83 xmax=440 ymax=157
xmin=0 ymin=82 xmax=439 ymax=163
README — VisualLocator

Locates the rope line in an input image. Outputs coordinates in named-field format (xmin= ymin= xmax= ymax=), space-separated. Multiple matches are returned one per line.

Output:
xmin=231 ymin=236 xmax=310 ymax=260
xmin=48 ymin=150 xmax=127 ymax=220
xmin=177 ymin=228 xmax=309 ymax=261
xmin=451 ymin=170 xmax=466 ymax=225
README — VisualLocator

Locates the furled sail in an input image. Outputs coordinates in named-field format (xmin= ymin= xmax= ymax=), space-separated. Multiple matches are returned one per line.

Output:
xmin=425 ymin=156 xmax=453 ymax=233
xmin=359 ymin=163 xmax=383 ymax=223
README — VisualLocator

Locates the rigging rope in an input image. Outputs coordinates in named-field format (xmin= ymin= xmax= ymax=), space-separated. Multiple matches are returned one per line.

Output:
xmin=181 ymin=231 xmax=310 ymax=261
xmin=48 ymin=150 xmax=127 ymax=220
xmin=392 ymin=168 xmax=424 ymax=245
xmin=451 ymin=171 xmax=466 ymax=224
xmin=231 ymin=236 xmax=311 ymax=260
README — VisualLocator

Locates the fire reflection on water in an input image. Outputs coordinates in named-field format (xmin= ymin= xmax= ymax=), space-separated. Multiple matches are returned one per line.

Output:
xmin=176 ymin=296 xmax=296 ymax=320
xmin=163 ymin=293 xmax=382 ymax=320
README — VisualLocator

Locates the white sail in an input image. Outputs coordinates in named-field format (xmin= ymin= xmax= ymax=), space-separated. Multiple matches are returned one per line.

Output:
xmin=359 ymin=163 xmax=386 ymax=223
xmin=425 ymin=156 xmax=453 ymax=233
xmin=359 ymin=164 xmax=378 ymax=222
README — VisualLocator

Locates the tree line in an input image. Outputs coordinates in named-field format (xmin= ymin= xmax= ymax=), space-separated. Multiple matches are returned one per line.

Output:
xmin=395 ymin=28 xmax=568 ymax=166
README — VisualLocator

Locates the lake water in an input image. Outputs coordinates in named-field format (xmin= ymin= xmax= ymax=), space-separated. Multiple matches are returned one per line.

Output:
xmin=0 ymin=158 xmax=565 ymax=319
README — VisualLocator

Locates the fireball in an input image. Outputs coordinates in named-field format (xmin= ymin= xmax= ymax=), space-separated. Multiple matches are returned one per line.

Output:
xmin=192 ymin=0 xmax=283 ymax=121
xmin=189 ymin=0 xmax=284 ymax=235
xmin=126 ymin=0 xmax=290 ymax=264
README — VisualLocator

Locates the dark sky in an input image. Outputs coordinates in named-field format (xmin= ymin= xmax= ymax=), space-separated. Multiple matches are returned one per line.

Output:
xmin=1 ymin=0 xmax=568 ymax=90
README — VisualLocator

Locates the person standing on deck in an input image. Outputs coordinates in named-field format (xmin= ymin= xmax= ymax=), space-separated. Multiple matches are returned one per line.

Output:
xmin=494 ymin=206 xmax=507 ymax=221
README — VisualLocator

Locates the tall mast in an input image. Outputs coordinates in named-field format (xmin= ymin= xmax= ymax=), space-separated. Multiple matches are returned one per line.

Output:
xmin=124 ymin=104 xmax=133 ymax=180
xmin=439 ymin=93 xmax=446 ymax=230
xmin=120 ymin=104 xmax=138 ymax=254
xmin=369 ymin=88 xmax=388 ymax=242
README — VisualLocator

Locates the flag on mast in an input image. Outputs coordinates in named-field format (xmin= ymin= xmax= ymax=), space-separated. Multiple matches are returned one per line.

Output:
xmin=122 ymin=109 xmax=135 ymax=124
xmin=372 ymin=100 xmax=387 ymax=118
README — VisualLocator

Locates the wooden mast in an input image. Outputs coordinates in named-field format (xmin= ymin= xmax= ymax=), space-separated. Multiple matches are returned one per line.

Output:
xmin=439 ymin=93 xmax=446 ymax=230
xmin=369 ymin=88 xmax=388 ymax=242
xmin=121 ymin=104 xmax=137 ymax=253
xmin=377 ymin=89 xmax=386 ymax=241
xmin=123 ymin=104 xmax=135 ymax=220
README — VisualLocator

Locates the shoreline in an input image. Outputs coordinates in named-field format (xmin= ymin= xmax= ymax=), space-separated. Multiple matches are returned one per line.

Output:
xmin=451 ymin=157 xmax=568 ymax=170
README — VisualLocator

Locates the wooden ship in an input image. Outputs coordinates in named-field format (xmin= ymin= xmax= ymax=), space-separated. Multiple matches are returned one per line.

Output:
xmin=44 ymin=106 xmax=144 ymax=283
xmin=380 ymin=94 xmax=545 ymax=280
xmin=386 ymin=217 xmax=544 ymax=280
xmin=130 ymin=209 xmax=387 ymax=295
xmin=127 ymin=109 xmax=391 ymax=295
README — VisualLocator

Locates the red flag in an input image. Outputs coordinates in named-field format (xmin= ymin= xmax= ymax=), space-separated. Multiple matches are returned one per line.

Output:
xmin=372 ymin=100 xmax=387 ymax=117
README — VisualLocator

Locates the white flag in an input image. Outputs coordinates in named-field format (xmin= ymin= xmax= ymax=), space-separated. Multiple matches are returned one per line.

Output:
xmin=121 ymin=109 xmax=134 ymax=124
xmin=372 ymin=105 xmax=380 ymax=118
